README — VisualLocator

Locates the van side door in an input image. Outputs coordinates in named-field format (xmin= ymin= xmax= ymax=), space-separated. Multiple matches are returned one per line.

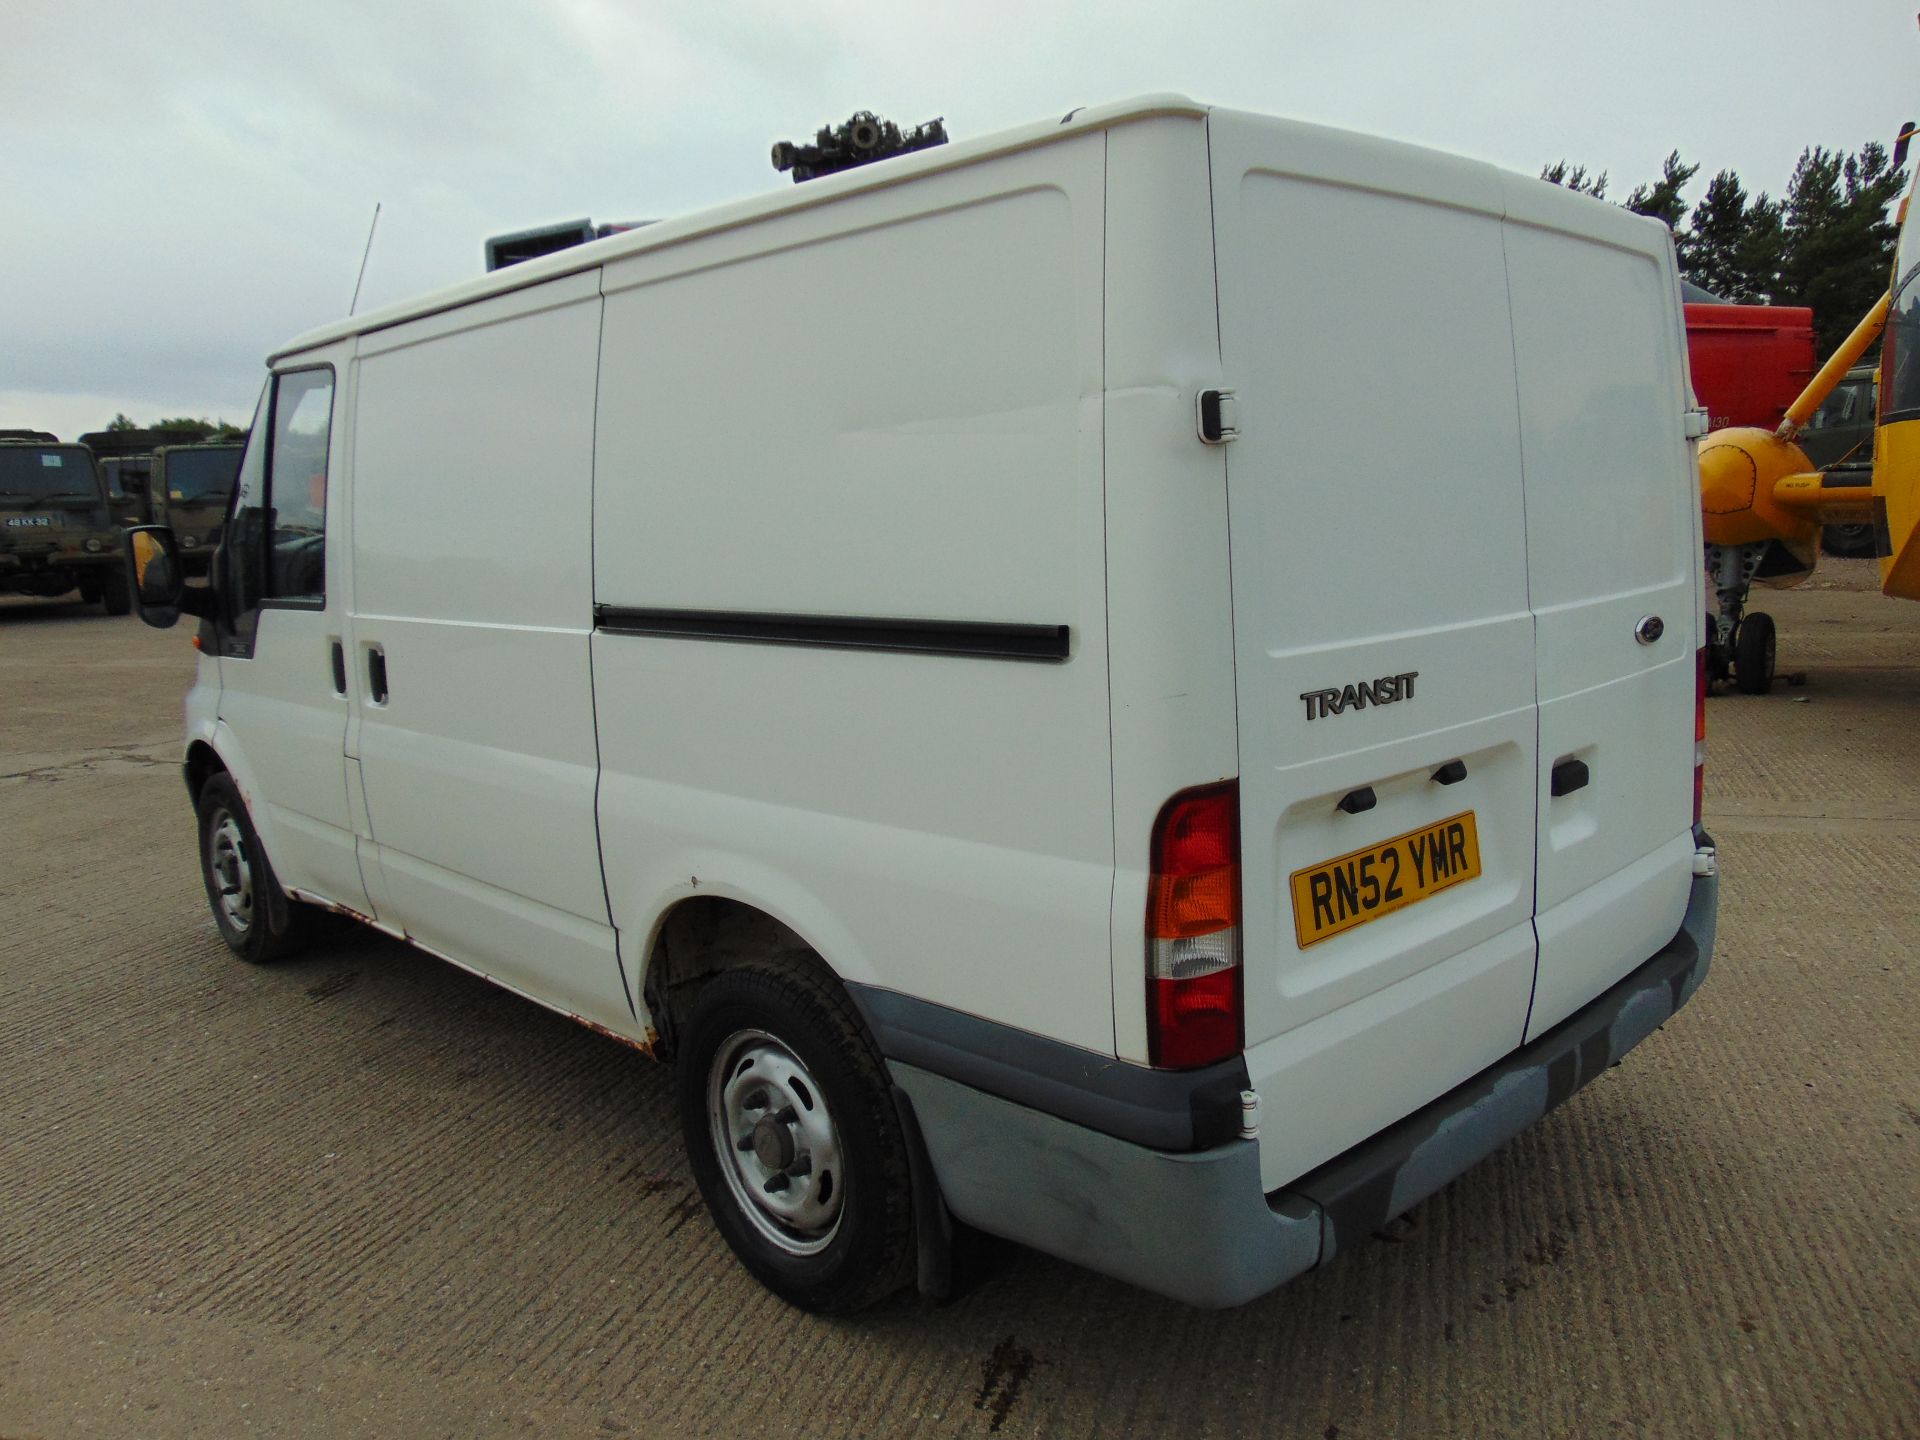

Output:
xmin=213 ymin=362 xmax=374 ymax=915
xmin=342 ymin=273 xmax=631 ymax=1035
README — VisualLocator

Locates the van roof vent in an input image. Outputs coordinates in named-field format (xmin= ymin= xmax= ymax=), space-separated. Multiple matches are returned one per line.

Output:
xmin=483 ymin=218 xmax=654 ymax=273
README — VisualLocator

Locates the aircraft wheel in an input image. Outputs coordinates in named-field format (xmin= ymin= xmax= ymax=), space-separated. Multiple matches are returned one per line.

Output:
xmin=1734 ymin=612 xmax=1776 ymax=695
xmin=1821 ymin=523 xmax=1876 ymax=559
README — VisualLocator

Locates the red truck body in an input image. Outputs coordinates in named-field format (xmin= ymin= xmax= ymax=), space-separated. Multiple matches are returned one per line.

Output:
xmin=1684 ymin=302 xmax=1817 ymax=430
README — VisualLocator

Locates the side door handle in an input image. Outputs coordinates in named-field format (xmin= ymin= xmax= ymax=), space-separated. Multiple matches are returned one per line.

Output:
xmin=330 ymin=640 xmax=347 ymax=695
xmin=367 ymin=646 xmax=389 ymax=704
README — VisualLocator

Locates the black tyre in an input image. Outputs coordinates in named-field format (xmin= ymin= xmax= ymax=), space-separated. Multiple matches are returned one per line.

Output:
xmin=1734 ymin=611 xmax=1776 ymax=695
xmin=196 ymin=774 xmax=306 ymax=963
xmin=78 ymin=573 xmax=104 ymax=604
xmin=101 ymin=562 xmax=131 ymax=616
xmin=676 ymin=954 xmax=915 ymax=1312
xmin=1821 ymin=523 xmax=1876 ymax=560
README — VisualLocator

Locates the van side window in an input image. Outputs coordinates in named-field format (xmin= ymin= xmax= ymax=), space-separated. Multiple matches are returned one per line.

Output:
xmin=267 ymin=370 xmax=333 ymax=600
xmin=220 ymin=369 xmax=333 ymax=652
xmin=222 ymin=385 xmax=272 ymax=628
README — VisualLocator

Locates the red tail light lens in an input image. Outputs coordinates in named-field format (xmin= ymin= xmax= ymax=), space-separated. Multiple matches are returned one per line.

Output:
xmin=1146 ymin=781 xmax=1243 ymax=1069
xmin=1694 ymin=646 xmax=1707 ymax=826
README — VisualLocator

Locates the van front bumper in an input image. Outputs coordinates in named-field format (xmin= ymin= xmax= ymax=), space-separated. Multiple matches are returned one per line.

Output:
xmin=889 ymin=862 xmax=1717 ymax=1308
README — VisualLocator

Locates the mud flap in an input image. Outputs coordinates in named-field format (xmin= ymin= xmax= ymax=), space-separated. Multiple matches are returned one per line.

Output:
xmin=891 ymin=1083 xmax=953 ymax=1301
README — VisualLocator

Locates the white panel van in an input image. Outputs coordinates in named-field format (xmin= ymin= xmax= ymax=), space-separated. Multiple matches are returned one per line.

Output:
xmin=126 ymin=95 xmax=1718 ymax=1312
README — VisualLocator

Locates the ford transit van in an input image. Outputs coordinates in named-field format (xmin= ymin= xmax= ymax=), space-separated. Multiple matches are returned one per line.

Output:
xmin=127 ymin=96 xmax=1718 ymax=1312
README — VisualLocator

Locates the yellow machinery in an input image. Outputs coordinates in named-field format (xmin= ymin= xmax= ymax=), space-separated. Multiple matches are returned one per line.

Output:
xmin=1698 ymin=125 xmax=1920 ymax=691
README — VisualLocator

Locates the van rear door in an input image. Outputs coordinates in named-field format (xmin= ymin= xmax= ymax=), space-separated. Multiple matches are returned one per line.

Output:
xmin=1207 ymin=115 xmax=1542 ymax=1190
xmin=1498 ymin=180 xmax=1699 ymax=1039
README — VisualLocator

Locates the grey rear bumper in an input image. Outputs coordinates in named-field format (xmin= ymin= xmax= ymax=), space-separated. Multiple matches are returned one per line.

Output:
xmin=892 ymin=863 xmax=1718 ymax=1308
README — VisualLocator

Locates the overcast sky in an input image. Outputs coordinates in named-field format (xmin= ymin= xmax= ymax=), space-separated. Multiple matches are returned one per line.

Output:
xmin=6 ymin=0 xmax=1915 ymax=439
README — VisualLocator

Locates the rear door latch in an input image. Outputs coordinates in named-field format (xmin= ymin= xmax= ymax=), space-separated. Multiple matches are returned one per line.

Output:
xmin=1197 ymin=388 xmax=1240 ymax=445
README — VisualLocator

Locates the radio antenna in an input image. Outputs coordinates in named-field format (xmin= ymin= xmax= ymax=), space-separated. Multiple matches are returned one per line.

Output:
xmin=348 ymin=202 xmax=382 ymax=316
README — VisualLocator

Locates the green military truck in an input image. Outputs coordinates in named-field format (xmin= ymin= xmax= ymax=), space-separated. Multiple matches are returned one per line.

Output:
xmin=149 ymin=443 xmax=243 ymax=576
xmin=78 ymin=426 xmax=208 ymax=531
xmin=99 ymin=456 xmax=155 ymax=528
xmin=0 ymin=438 xmax=131 ymax=612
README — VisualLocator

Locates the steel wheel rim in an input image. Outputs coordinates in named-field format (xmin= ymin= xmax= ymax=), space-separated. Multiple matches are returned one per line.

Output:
xmin=208 ymin=809 xmax=254 ymax=934
xmin=706 ymin=1028 xmax=845 ymax=1255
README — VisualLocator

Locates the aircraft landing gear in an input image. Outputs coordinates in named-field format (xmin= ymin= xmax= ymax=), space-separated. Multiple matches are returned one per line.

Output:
xmin=1733 ymin=611 xmax=1776 ymax=694
xmin=1705 ymin=542 xmax=1777 ymax=695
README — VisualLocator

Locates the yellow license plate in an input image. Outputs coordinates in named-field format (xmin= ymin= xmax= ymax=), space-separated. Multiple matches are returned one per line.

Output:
xmin=1290 ymin=810 xmax=1482 ymax=949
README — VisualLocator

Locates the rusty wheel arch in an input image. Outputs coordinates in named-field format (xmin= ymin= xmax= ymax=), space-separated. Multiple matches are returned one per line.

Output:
xmin=639 ymin=897 xmax=838 ymax=1060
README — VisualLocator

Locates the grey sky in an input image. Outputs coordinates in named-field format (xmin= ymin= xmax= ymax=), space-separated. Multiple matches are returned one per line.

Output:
xmin=6 ymin=0 xmax=1914 ymax=439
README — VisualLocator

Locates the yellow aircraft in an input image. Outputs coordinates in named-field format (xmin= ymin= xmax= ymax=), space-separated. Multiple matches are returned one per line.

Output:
xmin=1697 ymin=122 xmax=1920 ymax=691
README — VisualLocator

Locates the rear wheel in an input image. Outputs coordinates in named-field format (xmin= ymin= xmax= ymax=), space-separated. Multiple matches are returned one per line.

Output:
xmin=1734 ymin=611 xmax=1776 ymax=695
xmin=196 ymin=774 xmax=307 ymax=963
xmin=675 ymin=955 xmax=915 ymax=1312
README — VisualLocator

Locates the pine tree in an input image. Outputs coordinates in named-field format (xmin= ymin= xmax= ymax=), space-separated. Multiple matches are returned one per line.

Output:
xmin=1684 ymin=170 xmax=1783 ymax=302
xmin=1540 ymin=161 xmax=1608 ymax=200
xmin=1626 ymin=151 xmax=1698 ymax=231
xmin=1779 ymin=142 xmax=1905 ymax=352
xmin=1729 ymin=194 xmax=1786 ymax=304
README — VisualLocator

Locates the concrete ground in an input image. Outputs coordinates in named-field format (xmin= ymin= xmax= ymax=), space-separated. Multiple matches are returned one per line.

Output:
xmin=2 ymin=563 xmax=1915 ymax=1439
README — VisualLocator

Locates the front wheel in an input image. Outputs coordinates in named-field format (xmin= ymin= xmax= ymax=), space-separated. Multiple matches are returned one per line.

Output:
xmin=196 ymin=774 xmax=307 ymax=962
xmin=1734 ymin=611 xmax=1776 ymax=695
xmin=675 ymin=956 xmax=915 ymax=1312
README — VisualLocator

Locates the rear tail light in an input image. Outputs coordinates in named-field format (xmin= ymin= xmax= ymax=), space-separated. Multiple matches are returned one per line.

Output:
xmin=1694 ymin=645 xmax=1707 ymax=826
xmin=1146 ymin=781 xmax=1242 ymax=1069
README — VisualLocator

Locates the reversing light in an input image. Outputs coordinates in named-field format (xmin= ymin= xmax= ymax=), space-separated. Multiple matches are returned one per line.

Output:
xmin=1145 ymin=781 xmax=1243 ymax=1069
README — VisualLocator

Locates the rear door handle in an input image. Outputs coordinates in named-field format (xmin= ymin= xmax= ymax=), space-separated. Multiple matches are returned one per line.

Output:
xmin=1336 ymin=786 xmax=1377 ymax=815
xmin=367 ymin=647 xmax=389 ymax=704
xmin=330 ymin=640 xmax=347 ymax=695
xmin=1550 ymin=758 xmax=1589 ymax=797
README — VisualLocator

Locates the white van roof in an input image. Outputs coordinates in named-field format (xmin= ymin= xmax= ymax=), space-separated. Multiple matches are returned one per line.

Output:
xmin=273 ymin=93 xmax=1662 ymax=367
xmin=270 ymin=93 xmax=1209 ymax=363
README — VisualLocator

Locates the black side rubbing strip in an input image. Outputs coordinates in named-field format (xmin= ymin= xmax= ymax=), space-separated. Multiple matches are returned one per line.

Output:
xmin=594 ymin=606 xmax=1071 ymax=662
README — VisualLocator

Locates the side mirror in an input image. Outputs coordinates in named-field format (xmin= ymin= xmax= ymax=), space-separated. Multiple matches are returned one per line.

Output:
xmin=126 ymin=525 xmax=184 ymax=629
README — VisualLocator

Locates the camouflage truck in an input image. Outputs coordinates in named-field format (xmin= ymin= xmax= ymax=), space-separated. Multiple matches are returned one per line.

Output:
xmin=0 ymin=439 xmax=131 ymax=612
xmin=79 ymin=426 xmax=207 ymax=530
xmin=99 ymin=456 xmax=155 ymax=528
xmin=150 ymin=443 xmax=243 ymax=576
